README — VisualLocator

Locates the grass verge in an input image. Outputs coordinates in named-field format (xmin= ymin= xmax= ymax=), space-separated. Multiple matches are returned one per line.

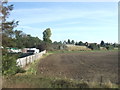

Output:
xmin=48 ymin=49 xmax=118 ymax=54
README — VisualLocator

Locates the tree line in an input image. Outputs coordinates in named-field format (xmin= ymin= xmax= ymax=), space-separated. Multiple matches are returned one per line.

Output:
xmin=63 ymin=39 xmax=118 ymax=50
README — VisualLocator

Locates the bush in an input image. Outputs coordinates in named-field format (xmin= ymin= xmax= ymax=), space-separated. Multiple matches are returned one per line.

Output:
xmin=2 ymin=54 xmax=24 ymax=75
xmin=37 ymin=41 xmax=67 ymax=51
xmin=51 ymin=79 xmax=89 ymax=88
xmin=88 ymin=44 xmax=100 ymax=50
xmin=37 ymin=42 xmax=51 ymax=51
xmin=106 ymin=45 xmax=114 ymax=50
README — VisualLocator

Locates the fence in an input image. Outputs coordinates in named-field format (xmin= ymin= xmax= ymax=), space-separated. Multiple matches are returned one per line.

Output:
xmin=16 ymin=50 xmax=46 ymax=68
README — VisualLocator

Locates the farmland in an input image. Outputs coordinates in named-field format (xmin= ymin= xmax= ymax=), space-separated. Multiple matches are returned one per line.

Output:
xmin=38 ymin=51 xmax=118 ymax=84
xmin=3 ymin=50 xmax=118 ymax=88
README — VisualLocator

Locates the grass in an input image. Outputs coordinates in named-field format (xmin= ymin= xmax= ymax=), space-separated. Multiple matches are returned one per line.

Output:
xmin=3 ymin=74 xmax=119 ymax=88
xmin=48 ymin=49 xmax=118 ymax=54
xmin=2 ymin=50 xmax=119 ymax=88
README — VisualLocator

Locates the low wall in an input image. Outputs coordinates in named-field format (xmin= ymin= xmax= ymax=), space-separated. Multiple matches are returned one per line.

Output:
xmin=16 ymin=50 xmax=46 ymax=68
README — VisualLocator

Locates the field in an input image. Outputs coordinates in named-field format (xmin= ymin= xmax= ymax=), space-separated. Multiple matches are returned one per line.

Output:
xmin=66 ymin=45 xmax=91 ymax=51
xmin=38 ymin=51 xmax=118 ymax=84
xmin=3 ymin=50 xmax=118 ymax=88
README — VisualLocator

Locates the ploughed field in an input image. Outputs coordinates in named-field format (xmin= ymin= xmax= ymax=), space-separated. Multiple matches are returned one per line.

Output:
xmin=38 ymin=51 xmax=118 ymax=84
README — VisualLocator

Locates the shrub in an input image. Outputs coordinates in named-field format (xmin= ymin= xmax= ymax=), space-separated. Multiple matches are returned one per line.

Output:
xmin=51 ymin=79 xmax=89 ymax=88
xmin=88 ymin=44 xmax=100 ymax=50
xmin=37 ymin=41 xmax=67 ymax=51
xmin=106 ymin=45 xmax=114 ymax=50
xmin=2 ymin=54 xmax=24 ymax=75
xmin=37 ymin=42 xmax=51 ymax=51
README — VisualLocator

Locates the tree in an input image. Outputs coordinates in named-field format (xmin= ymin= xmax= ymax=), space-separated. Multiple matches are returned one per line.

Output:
xmin=1 ymin=1 xmax=19 ymax=32
xmin=100 ymin=40 xmax=105 ymax=47
xmin=88 ymin=43 xmax=100 ymax=50
xmin=67 ymin=39 xmax=71 ymax=44
xmin=75 ymin=42 xmax=78 ymax=45
xmin=2 ymin=54 xmax=18 ymax=75
xmin=63 ymin=40 xmax=67 ymax=44
xmin=106 ymin=45 xmax=114 ymax=50
xmin=2 ymin=1 xmax=19 ymax=47
xmin=71 ymin=40 xmax=75 ymax=44
xmin=43 ymin=28 xmax=52 ymax=43
xmin=1 ymin=1 xmax=23 ymax=75
xmin=113 ymin=43 xmax=118 ymax=47
xmin=85 ymin=42 xmax=88 ymax=46
xmin=78 ymin=41 xmax=84 ymax=46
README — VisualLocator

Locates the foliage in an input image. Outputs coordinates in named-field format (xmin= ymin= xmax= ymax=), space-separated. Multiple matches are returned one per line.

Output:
xmin=1 ymin=1 xmax=27 ymax=76
xmin=37 ymin=41 xmax=51 ymax=51
xmin=100 ymin=40 xmax=105 ymax=47
xmin=43 ymin=28 xmax=52 ymax=43
xmin=2 ymin=2 xmax=19 ymax=48
xmin=21 ymin=34 xmax=41 ymax=48
xmin=66 ymin=39 xmax=75 ymax=44
xmin=106 ymin=45 xmax=114 ymax=50
xmin=84 ymin=42 xmax=88 ymax=46
xmin=2 ymin=53 xmax=24 ymax=75
xmin=78 ymin=41 xmax=84 ymax=46
xmin=67 ymin=39 xmax=71 ymax=44
xmin=75 ymin=41 xmax=85 ymax=46
xmin=37 ymin=41 xmax=67 ymax=51
xmin=113 ymin=43 xmax=119 ymax=48
xmin=71 ymin=40 xmax=75 ymax=44
xmin=88 ymin=43 xmax=100 ymax=50
xmin=2 ymin=1 xmax=42 ymax=49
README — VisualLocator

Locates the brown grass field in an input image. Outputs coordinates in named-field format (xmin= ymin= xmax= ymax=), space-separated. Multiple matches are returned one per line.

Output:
xmin=66 ymin=45 xmax=91 ymax=51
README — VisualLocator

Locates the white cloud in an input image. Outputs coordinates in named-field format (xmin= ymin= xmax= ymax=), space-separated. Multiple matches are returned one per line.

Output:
xmin=10 ymin=7 xmax=117 ymax=25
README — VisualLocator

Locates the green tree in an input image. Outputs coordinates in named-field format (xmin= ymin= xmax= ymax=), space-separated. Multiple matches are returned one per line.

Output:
xmin=2 ymin=1 xmax=19 ymax=47
xmin=78 ymin=41 xmax=84 ymax=46
xmin=100 ymin=40 xmax=105 ymax=47
xmin=88 ymin=43 xmax=100 ymax=50
xmin=106 ymin=45 xmax=114 ymax=50
xmin=2 ymin=54 xmax=18 ymax=75
xmin=43 ymin=28 xmax=52 ymax=43
xmin=71 ymin=40 xmax=75 ymax=44
xmin=67 ymin=39 xmax=71 ymax=44
xmin=63 ymin=40 xmax=67 ymax=44
xmin=85 ymin=42 xmax=88 ymax=46
xmin=1 ymin=1 xmax=24 ymax=75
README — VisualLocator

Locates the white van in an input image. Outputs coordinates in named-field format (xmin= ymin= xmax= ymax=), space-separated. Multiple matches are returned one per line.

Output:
xmin=27 ymin=48 xmax=39 ymax=54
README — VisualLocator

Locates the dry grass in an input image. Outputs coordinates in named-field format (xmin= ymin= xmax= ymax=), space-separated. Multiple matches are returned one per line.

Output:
xmin=66 ymin=45 xmax=91 ymax=51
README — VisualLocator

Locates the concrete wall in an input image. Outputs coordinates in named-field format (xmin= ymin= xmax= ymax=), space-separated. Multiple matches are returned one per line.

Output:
xmin=16 ymin=50 xmax=46 ymax=68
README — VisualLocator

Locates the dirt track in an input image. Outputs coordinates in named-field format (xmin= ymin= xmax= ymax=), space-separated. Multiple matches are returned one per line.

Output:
xmin=38 ymin=51 xmax=118 ymax=84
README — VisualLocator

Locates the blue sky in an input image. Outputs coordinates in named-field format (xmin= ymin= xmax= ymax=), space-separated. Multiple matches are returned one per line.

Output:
xmin=8 ymin=2 xmax=118 ymax=43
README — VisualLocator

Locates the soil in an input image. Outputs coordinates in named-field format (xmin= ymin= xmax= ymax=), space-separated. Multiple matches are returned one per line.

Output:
xmin=37 ymin=51 xmax=118 ymax=84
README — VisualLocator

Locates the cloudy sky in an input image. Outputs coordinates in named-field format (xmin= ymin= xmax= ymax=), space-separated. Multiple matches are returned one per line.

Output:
xmin=8 ymin=2 xmax=118 ymax=43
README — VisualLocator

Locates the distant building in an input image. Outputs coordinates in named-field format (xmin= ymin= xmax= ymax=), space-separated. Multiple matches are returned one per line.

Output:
xmin=7 ymin=47 xmax=22 ymax=53
xmin=22 ymin=48 xmax=39 ymax=54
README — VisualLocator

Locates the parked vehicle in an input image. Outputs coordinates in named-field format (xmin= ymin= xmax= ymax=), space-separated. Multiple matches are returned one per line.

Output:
xmin=26 ymin=48 xmax=39 ymax=54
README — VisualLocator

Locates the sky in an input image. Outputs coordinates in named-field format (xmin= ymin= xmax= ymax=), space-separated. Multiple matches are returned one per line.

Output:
xmin=8 ymin=2 xmax=118 ymax=44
